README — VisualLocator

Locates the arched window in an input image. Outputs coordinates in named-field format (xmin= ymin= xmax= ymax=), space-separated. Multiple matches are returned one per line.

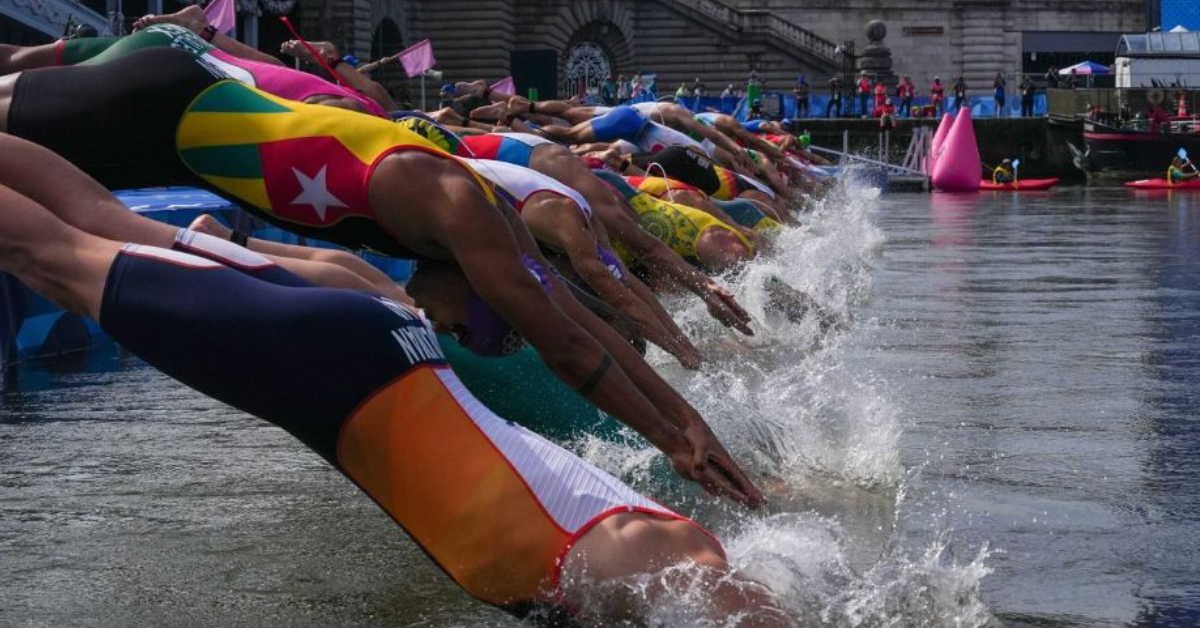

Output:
xmin=563 ymin=41 xmax=611 ymax=98
xmin=371 ymin=18 xmax=406 ymax=103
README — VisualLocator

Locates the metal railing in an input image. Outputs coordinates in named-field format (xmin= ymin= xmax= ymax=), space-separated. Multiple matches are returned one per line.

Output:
xmin=0 ymin=0 xmax=108 ymax=37
xmin=1047 ymin=87 xmax=1200 ymax=121
xmin=656 ymin=0 xmax=845 ymax=71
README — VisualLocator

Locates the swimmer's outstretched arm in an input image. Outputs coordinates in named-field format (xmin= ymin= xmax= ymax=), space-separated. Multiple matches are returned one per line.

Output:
xmin=373 ymin=154 xmax=761 ymax=505
xmin=523 ymin=200 xmax=700 ymax=368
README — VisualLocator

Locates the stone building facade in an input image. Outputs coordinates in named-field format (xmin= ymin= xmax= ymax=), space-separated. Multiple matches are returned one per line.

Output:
xmin=286 ymin=0 xmax=1145 ymax=99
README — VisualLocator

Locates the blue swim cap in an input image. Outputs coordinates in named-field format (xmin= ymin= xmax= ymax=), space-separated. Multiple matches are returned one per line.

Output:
xmin=781 ymin=118 xmax=793 ymax=126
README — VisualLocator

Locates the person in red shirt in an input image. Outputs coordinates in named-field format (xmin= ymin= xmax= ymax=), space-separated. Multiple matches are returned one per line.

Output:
xmin=874 ymin=81 xmax=888 ymax=109
xmin=874 ymin=98 xmax=898 ymax=130
xmin=857 ymin=72 xmax=872 ymax=117
xmin=930 ymin=77 xmax=945 ymax=117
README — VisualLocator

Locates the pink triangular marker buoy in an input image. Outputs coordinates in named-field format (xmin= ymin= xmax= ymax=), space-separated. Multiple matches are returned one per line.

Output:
xmin=928 ymin=113 xmax=954 ymax=173
xmin=931 ymin=107 xmax=981 ymax=192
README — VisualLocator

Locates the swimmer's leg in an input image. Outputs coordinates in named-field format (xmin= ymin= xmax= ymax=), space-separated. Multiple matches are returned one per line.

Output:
xmin=187 ymin=215 xmax=413 ymax=304
xmin=0 ymin=41 xmax=62 ymax=73
xmin=0 ymin=181 xmax=119 ymax=319
xmin=0 ymin=134 xmax=386 ymax=296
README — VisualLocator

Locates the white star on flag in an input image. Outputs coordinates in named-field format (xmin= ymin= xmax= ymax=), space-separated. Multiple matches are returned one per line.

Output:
xmin=291 ymin=166 xmax=347 ymax=221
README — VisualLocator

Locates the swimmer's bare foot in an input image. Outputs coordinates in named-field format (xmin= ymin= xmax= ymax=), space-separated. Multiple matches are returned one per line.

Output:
xmin=428 ymin=107 xmax=464 ymax=126
xmin=132 ymin=4 xmax=207 ymax=33
xmin=506 ymin=96 xmax=532 ymax=115
xmin=469 ymin=100 xmax=509 ymax=122
xmin=187 ymin=214 xmax=231 ymax=239
xmin=455 ymin=80 xmax=487 ymax=98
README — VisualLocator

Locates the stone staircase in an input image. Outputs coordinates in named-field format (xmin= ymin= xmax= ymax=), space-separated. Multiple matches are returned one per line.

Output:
xmin=654 ymin=0 xmax=846 ymax=74
xmin=954 ymin=1 xmax=1007 ymax=92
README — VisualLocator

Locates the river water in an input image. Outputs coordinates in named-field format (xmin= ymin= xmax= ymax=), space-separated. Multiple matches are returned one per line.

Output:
xmin=2 ymin=185 xmax=1199 ymax=627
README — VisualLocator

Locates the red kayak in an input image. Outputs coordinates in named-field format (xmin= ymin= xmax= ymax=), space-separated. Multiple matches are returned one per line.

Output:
xmin=1124 ymin=178 xmax=1200 ymax=190
xmin=979 ymin=178 xmax=1060 ymax=191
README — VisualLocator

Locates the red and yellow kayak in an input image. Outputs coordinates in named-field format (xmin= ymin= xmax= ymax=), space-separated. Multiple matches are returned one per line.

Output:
xmin=979 ymin=178 xmax=1060 ymax=191
xmin=1124 ymin=178 xmax=1200 ymax=190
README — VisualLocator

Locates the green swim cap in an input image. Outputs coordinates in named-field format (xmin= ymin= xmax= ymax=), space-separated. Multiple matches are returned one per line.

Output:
xmin=799 ymin=133 xmax=812 ymax=148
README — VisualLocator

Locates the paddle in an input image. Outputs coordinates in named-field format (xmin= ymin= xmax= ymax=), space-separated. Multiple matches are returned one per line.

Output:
xmin=1179 ymin=148 xmax=1196 ymax=172
xmin=1013 ymin=159 xmax=1021 ymax=186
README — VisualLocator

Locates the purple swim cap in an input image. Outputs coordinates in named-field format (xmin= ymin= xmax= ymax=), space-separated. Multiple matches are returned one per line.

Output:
xmin=460 ymin=255 xmax=552 ymax=356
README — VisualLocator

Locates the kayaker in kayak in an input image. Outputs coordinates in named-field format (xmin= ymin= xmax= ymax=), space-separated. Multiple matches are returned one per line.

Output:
xmin=1168 ymin=155 xmax=1199 ymax=184
xmin=992 ymin=159 xmax=1015 ymax=184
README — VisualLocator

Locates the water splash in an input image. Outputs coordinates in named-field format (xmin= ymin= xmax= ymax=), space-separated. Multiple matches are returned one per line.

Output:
xmin=573 ymin=175 xmax=996 ymax=626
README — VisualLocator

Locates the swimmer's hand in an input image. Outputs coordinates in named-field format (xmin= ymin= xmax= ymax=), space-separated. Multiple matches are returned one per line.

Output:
xmin=672 ymin=421 xmax=764 ymax=508
xmin=701 ymin=281 xmax=753 ymax=336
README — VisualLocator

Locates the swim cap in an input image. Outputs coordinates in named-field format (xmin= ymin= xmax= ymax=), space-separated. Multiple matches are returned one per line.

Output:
xmin=395 ymin=116 xmax=462 ymax=155
xmin=781 ymin=118 xmax=793 ymax=127
xmin=460 ymin=255 xmax=552 ymax=356
xmin=1002 ymin=158 xmax=1012 ymax=164
xmin=799 ymin=133 xmax=812 ymax=148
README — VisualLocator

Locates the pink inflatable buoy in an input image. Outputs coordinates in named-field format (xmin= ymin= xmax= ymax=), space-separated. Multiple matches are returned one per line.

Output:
xmin=927 ymin=113 xmax=954 ymax=173
xmin=931 ymin=108 xmax=981 ymax=192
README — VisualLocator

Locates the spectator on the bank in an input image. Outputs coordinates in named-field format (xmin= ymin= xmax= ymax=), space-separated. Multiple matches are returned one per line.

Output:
xmin=794 ymin=75 xmax=810 ymax=118
xmin=873 ymin=80 xmax=887 ymax=109
xmin=692 ymin=77 xmax=705 ymax=99
xmin=1045 ymin=67 xmax=1060 ymax=89
xmin=721 ymin=84 xmax=734 ymax=99
xmin=617 ymin=74 xmax=630 ymax=101
xmin=748 ymin=67 xmax=761 ymax=88
xmin=631 ymin=74 xmax=646 ymax=98
xmin=857 ymin=71 xmax=872 ymax=117
xmin=930 ymin=76 xmax=945 ymax=116
xmin=875 ymin=97 xmax=898 ymax=130
xmin=1067 ymin=68 xmax=1079 ymax=89
xmin=749 ymin=98 xmax=764 ymax=120
xmin=1020 ymin=75 xmax=1036 ymax=117
xmin=675 ymin=83 xmax=688 ymax=99
xmin=993 ymin=72 xmax=1007 ymax=117
xmin=602 ymin=76 xmax=617 ymax=105
xmin=953 ymin=76 xmax=967 ymax=111
xmin=827 ymin=76 xmax=843 ymax=118
xmin=897 ymin=76 xmax=915 ymax=117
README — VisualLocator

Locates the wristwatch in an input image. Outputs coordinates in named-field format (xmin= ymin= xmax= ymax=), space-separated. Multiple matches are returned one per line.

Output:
xmin=199 ymin=24 xmax=217 ymax=42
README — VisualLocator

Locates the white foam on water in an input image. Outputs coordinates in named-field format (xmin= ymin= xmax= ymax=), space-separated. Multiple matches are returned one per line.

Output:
xmin=571 ymin=174 xmax=997 ymax=627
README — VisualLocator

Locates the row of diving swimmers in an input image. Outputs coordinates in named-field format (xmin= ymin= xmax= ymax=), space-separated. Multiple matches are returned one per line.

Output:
xmin=0 ymin=11 xmax=832 ymax=626
xmin=0 ymin=9 xmax=834 ymax=354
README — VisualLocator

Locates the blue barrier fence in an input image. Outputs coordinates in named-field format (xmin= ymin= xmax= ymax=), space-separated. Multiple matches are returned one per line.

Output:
xmin=636 ymin=93 xmax=1049 ymax=120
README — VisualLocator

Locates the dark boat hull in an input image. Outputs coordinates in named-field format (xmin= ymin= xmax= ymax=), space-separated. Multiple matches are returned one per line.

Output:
xmin=1082 ymin=121 xmax=1200 ymax=177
